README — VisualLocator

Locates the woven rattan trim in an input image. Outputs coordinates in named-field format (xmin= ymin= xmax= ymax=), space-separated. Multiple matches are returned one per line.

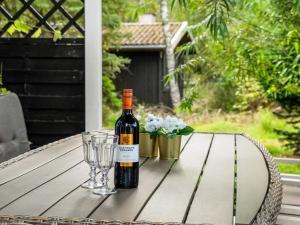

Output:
xmin=0 ymin=215 xmax=193 ymax=225
xmin=0 ymin=134 xmax=80 ymax=170
xmin=242 ymin=134 xmax=282 ymax=225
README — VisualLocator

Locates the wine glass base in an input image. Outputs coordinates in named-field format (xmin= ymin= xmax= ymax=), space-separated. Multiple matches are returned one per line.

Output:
xmin=93 ymin=187 xmax=117 ymax=195
xmin=81 ymin=180 xmax=102 ymax=189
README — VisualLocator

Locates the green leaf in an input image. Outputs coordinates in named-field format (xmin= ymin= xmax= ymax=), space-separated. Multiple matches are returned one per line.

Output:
xmin=7 ymin=24 xmax=16 ymax=35
xmin=177 ymin=126 xmax=194 ymax=135
xmin=14 ymin=20 xmax=31 ymax=33
xmin=294 ymin=0 xmax=300 ymax=9
xmin=171 ymin=0 xmax=188 ymax=10
xmin=32 ymin=28 xmax=42 ymax=38
xmin=149 ymin=130 xmax=160 ymax=139
xmin=53 ymin=30 xmax=62 ymax=42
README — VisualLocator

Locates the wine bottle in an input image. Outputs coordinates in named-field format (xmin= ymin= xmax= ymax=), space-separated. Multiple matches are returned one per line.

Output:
xmin=115 ymin=89 xmax=139 ymax=188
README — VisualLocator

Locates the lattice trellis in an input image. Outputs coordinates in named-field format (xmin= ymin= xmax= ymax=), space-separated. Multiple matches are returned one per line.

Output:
xmin=0 ymin=0 xmax=84 ymax=38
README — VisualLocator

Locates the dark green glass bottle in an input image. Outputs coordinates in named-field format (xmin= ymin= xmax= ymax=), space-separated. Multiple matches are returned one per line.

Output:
xmin=115 ymin=89 xmax=139 ymax=188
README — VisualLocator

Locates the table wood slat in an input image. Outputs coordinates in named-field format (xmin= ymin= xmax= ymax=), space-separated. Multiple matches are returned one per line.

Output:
xmin=186 ymin=134 xmax=235 ymax=225
xmin=235 ymin=135 xmax=269 ymax=224
xmin=136 ymin=133 xmax=213 ymax=223
xmin=0 ymin=147 xmax=83 ymax=209
xmin=44 ymin=135 xmax=191 ymax=219
xmin=0 ymin=162 xmax=90 ymax=215
xmin=41 ymin=158 xmax=147 ymax=218
xmin=0 ymin=135 xmax=82 ymax=185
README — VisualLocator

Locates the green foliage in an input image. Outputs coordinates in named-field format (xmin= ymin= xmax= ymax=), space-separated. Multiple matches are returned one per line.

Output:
xmin=101 ymin=0 xmax=131 ymax=112
xmin=129 ymin=0 xmax=159 ymax=21
xmin=32 ymin=28 xmax=42 ymax=38
xmin=7 ymin=20 xmax=30 ymax=35
xmin=179 ymin=90 xmax=199 ymax=111
xmin=0 ymin=64 xmax=9 ymax=95
xmin=233 ymin=77 xmax=267 ymax=111
xmin=231 ymin=0 xmax=300 ymax=153
xmin=102 ymin=76 xmax=121 ymax=110
xmin=171 ymin=0 xmax=299 ymax=154
xmin=176 ymin=125 xmax=194 ymax=135
xmin=205 ymin=0 xmax=234 ymax=39
xmin=191 ymin=109 xmax=295 ymax=153
xmin=171 ymin=0 xmax=189 ymax=10
xmin=210 ymin=75 xmax=237 ymax=111
xmin=53 ymin=30 xmax=62 ymax=42
xmin=278 ymin=163 xmax=300 ymax=175
xmin=4 ymin=18 xmax=62 ymax=41
xmin=1 ymin=0 xmax=84 ymax=38
xmin=159 ymin=125 xmax=194 ymax=138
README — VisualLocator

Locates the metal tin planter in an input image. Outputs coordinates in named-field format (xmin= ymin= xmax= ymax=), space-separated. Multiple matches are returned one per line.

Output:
xmin=158 ymin=135 xmax=182 ymax=160
xmin=139 ymin=133 xmax=158 ymax=158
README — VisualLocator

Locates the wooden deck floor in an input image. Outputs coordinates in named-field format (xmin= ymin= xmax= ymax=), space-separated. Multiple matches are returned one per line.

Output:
xmin=276 ymin=185 xmax=300 ymax=225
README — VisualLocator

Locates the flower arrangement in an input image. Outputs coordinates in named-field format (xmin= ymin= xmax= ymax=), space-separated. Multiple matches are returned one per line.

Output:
xmin=138 ymin=113 xmax=194 ymax=138
xmin=159 ymin=116 xmax=194 ymax=138
xmin=138 ymin=113 xmax=162 ymax=138
xmin=138 ymin=113 xmax=194 ymax=159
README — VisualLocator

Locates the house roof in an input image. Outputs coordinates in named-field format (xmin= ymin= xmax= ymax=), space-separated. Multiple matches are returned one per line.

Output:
xmin=119 ymin=22 xmax=189 ymax=50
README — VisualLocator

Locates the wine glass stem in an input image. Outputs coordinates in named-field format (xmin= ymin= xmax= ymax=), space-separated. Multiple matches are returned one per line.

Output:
xmin=90 ymin=165 xmax=97 ymax=183
xmin=101 ymin=170 xmax=108 ymax=187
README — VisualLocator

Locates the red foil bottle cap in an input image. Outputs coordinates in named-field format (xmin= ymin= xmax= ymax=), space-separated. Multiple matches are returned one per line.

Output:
xmin=123 ymin=89 xmax=133 ymax=109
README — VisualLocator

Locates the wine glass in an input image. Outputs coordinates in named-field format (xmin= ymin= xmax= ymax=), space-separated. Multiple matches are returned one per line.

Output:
xmin=92 ymin=134 xmax=119 ymax=195
xmin=81 ymin=131 xmax=108 ymax=189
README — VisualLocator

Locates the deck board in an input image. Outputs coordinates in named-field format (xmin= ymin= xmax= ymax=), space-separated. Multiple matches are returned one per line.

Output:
xmin=0 ymin=147 xmax=83 ymax=209
xmin=235 ymin=135 xmax=269 ymax=224
xmin=186 ymin=134 xmax=235 ymax=225
xmin=0 ymin=162 xmax=89 ymax=215
xmin=136 ymin=133 xmax=213 ymax=223
xmin=0 ymin=135 xmax=81 ymax=185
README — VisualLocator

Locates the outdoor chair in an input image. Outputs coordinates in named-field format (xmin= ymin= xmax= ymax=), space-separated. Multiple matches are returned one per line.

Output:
xmin=0 ymin=93 xmax=30 ymax=162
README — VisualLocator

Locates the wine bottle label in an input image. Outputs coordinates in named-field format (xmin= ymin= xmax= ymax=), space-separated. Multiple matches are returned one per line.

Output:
xmin=116 ymin=145 xmax=139 ymax=162
xmin=120 ymin=134 xmax=133 ymax=145
xmin=117 ymin=134 xmax=139 ymax=165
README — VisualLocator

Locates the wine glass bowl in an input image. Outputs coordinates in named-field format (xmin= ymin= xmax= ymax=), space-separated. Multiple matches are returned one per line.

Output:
xmin=81 ymin=131 xmax=108 ymax=189
xmin=92 ymin=134 xmax=119 ymax=195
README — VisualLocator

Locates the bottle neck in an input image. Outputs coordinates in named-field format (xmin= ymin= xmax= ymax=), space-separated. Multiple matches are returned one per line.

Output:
xmin=122 ymin=108 xmax=133 ymax=115
xmin=122 ymin=92 xmax=133 ymax=113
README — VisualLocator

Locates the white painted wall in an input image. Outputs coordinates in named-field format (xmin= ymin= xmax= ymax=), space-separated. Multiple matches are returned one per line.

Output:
xmin=85 ymin=0 xmax=102 ymax=131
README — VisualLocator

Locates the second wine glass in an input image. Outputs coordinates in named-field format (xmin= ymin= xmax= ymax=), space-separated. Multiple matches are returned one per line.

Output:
xmin=92 ymin=134 xmax=119 ymax=195
xmin=81 ymin=131 xmax=108 ymax=189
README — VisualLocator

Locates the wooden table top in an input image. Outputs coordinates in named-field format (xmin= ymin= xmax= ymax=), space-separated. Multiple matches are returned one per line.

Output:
xmin=0 ymin=132 xmax=270 ymax=225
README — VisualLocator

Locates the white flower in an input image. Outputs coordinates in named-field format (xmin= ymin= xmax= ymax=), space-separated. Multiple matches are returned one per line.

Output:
xmin=161 ymin=116 xmax=187 ymax=133
xmin=144 ymin=115 xmax=163 ymax=132
xmin=144 ymin=122 xmax=156 ymax=132
xmin=161 ymin=116 xmax=176 ymax=133
xmin=145 ymin=113 xmax=156 ymax=123
xmin=176 ymin=119 xmax=186 ymax=129
xmin=155 ymin=117 xmax=163 ymax=129
xmin=136 ymin=114 xmax=141 ymax=121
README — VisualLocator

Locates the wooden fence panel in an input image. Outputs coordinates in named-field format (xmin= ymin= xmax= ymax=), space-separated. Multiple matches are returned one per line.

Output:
xmin=0 ymin=38 xmax=85 ymax=148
